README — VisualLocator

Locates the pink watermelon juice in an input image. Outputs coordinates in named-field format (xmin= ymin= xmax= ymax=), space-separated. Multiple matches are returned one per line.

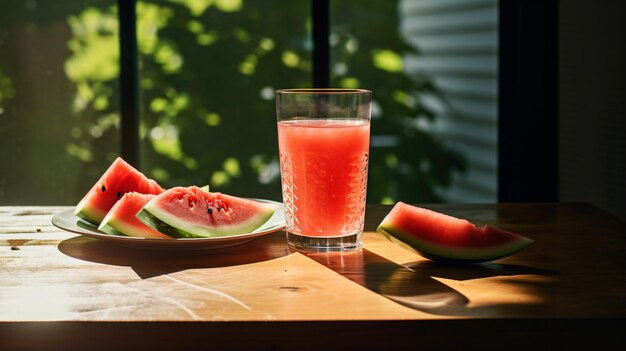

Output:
xmin=278 ymin=119 xmax=370 ymax=238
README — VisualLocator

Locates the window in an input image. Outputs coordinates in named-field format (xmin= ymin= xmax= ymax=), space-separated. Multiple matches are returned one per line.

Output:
xmin=330 ymin=0 xmax=498 ymax=203
xmin=1 ymin=0 xmax=501 ymax=206
xmin=0 ymin=0 xmax=120 ymax=205
xmin=136 ymin=0 xmax=311 ymax=200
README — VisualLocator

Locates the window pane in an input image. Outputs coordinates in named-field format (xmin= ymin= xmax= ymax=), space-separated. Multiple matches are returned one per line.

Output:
xmin=137 ymin=0 xmax=311 ymax=201
xmin=0 ymin=0 xmax=120 ymax=205
xmin=331 ymin=0 xmax=498 ymax=204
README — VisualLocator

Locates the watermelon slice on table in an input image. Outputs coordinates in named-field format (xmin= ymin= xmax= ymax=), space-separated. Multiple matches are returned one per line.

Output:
xmin=377 ymin=202 xmax=534 ymax=263
xmin=74 ymin=157 xmax=165 ymax=225
xmin=137 ymin=186 xmax=278 ymax=238
xmin=98 ymin=193 xmax=172 ymax=239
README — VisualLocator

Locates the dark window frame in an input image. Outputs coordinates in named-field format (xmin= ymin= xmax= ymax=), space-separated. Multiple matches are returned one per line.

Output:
xmin=118 ymin=0 xmax=139 ymax=167
xmin=498 ymin=0 xmax=558 ymax=202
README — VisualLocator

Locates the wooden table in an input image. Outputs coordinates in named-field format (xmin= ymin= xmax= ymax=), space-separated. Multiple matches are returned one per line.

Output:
xmin=1 ymin=203 xmax=625 ymax=350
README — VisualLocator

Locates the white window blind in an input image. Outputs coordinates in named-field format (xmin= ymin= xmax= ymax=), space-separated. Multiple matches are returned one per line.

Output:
xmin=400 ymin=0 xmax=499 ymax=203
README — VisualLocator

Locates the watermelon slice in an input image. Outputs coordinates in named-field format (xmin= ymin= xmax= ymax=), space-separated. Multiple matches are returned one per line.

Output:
xmin=74 ymin=157 xmax=165 ymax=225
xmin=377 ymin=202 xmax=534 ymax=263
xmin=136 ymin=186 xmax=278 ymax=238
xmin=98 ymin=192 xmax=172 ymax=239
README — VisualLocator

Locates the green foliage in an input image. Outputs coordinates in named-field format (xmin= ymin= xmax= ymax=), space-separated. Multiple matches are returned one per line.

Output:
xmin=0 ymin=0 xmax=122 ymax=205
xmin=0 ymin=69 xmax=15 ymax=107
xmin=137 ymin=0 xmax=312 ymax=199
xmin=63 ymin=0 xmax=465 ymax=203
xmin=64 ymin=5 xmax=120 ymax=169
xmin=331 ymin=0 xmax=466 ymax=202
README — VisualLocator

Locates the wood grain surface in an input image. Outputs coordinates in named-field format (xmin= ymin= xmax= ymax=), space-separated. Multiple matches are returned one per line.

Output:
xmin=1 ymin=203 xmax=625 ymax=350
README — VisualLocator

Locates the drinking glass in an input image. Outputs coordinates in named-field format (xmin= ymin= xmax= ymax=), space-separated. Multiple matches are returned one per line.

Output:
xmin=276 ymin=89 xmax=372 ymax=251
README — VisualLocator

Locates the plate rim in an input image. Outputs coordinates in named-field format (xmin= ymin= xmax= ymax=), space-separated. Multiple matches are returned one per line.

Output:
xmin=51 ymin=198 xmax=286 ymax=245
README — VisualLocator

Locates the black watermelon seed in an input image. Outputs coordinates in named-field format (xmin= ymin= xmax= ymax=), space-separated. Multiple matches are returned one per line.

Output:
xmin=101 ymin=185 xmax=106 ymax=192
xmin=117 ymin=192 xmax=122 ymax=198
xmin=207 ymin=207 xmax=213 ymax=214
xmin=217 ymin=207 xmax=223 ymax=212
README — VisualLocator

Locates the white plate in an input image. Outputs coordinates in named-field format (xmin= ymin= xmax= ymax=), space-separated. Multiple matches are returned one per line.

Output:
xmin=51 ymin=199 xmax=286 ymax=250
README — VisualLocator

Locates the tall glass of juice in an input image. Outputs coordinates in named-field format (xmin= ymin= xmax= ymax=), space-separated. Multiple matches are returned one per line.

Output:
xmin=276 ymin=89 xmax=372 ymax=251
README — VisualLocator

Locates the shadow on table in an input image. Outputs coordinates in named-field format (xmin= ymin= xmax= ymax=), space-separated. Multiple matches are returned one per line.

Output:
xmin=304 ymin=249 xmax=557 ymax=316
xmin=58 ymin=232 xmax=291 ymax=279
xmin=59 ymin=232 xmax=558 ymax=316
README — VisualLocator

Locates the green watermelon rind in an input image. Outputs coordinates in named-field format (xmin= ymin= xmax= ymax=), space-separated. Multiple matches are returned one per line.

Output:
xmin=74 ymin=197 xmax=106 ymax=226
xmin=136 ymin=210 xmax=203 ymax=238
xmin=97 ymin=222 xmax=129 ymax=237
xmin=377 ymin=223 xmax=534 ymax=263
xmin=98 ymin=215 xmax=173 ymax=239
xmin=137 ymin=201 xmax=277 ymax=239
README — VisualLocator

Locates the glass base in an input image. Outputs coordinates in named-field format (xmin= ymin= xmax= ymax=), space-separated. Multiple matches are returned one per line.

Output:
xmin=286 ymin=231 xmax=363 ymax=252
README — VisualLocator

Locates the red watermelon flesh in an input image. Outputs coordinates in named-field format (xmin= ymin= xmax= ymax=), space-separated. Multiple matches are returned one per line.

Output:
xmin=377 ymin=202 xmax=534 ymax=263
xmin=136 ymin=186 xmax=278 ymax=238
xmin=98 ymin=192 xmax=172 ymax=239
xmin=74 ymin=157 xmax=165 ymax=225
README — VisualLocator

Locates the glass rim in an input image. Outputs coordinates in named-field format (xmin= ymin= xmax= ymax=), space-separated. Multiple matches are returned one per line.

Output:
xmin=275 ymin=88 xmax=371 ymax=95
